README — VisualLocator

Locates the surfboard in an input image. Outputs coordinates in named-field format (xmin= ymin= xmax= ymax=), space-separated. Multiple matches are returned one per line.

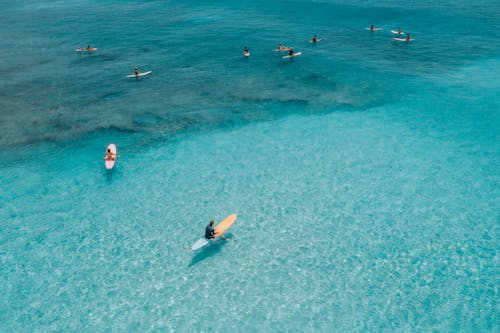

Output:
xmin=243 ymin=51 xmax=250 ymax=57
xmin=282 ymin=52 xmax=302 ymax=59
xmin=365 ymin=27 xmax=382 ymax=31
xmin=191 ymin=214 xmax=237 ymax=251
xmin=393 ymin=37 xmax=414 ymax=42
xmin=191 ymin=238 xmax=210 ymax=251
xmin=105 ymin=144 xmax=117 ymax=170
xmin=76 ymin=47 xmax=97 ymax=52
xmin=309 ymin=38 xmax=322 ymax=43
xmin=126 ymin=71 xmax=152 ymax=78
xmin=391 ymin=30 xmax=405 ymax=35
xmin=214 ymin=214 xmax=237 ymax=236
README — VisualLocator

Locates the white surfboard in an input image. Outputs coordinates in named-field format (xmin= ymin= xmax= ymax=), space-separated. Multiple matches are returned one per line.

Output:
xmin=309 ymin=38 xmax=322 ymax=43
xmin=105 ymin=144 xmax=117 ymax=170
xmin=282 ymin=52 xmax=302 ymax=59
xmin=191 ymin=238 xmax=210 ymax=251
xmin=126 ymin=70 xmax=152 ymax=78
xmin=76 ymin=47 xmax=97 ymax=52
xmin=366 ymin=27 xmax=382 ymax=31
xmin=243 ymin=51 xmax=250 ymax=57
xmin=393 ymin=37 xmax=414 ymax=42
xmin=391 ymin=30 xmax=405 ymax=35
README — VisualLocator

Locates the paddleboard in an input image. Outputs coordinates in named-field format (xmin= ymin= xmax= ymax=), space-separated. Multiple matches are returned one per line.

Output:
xmin=105 ymin=144 xmax=117 ymax=170
xmin=309 ymin=38 xmax=322 ymax=43
xmin=365 ymin=27 xmax=382 ymax=31
xmin=282 ymin=52 xmax=302 ymax=59
xmin=126 ymin=70 xmax=152 ymax=78
xmin=390 ymin=30 xmax=405 ymax=35
xmin=191 ymin=214 xmax=237 ymax=251
xmin=76 ymin=47 xmax=97 ymax=52
xmin=393 ymin=37 xmax=414 ymax=42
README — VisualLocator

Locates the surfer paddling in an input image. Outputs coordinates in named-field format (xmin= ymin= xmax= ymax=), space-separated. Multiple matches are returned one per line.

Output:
xmin=76 ymin=45 xmax=96 ymax=52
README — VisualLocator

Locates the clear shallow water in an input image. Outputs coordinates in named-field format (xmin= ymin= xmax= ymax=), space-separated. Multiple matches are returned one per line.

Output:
xmin=1 ymin=0 xmax=499 ymax=331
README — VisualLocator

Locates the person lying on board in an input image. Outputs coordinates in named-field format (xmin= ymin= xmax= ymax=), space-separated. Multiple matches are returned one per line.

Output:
xmin=278 ymin=44 xmax=290 ymax=51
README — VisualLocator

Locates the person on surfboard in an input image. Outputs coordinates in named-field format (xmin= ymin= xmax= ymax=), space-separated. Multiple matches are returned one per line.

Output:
xmin=278 ymin=44 xmax=289 ymax=52
xmin=243 ymin=46 xmax=249 ymax=55
xmin=205 ymin=220 xmax=227 ymax=241
xmin=205 ymin=220 xmax=215 ymax=239
xmin=104 ymin=148 xmax=116 ymax=161
xmin=405 ymin=32 xmax=411 ymax=41
xmin=288 ymin=48 xmax=294 ymax=56
xmin=312 ymin=35 xmax=318 ymax=43
xmin=134 ymin=67 xmax=139 ymax=77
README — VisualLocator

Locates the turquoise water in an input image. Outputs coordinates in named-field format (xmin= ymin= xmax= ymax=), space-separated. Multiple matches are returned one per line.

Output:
xmin=1 ymin=0 xmax=499 ymax=331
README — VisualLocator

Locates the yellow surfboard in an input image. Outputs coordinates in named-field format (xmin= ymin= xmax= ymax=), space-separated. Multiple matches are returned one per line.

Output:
xmin=191 ymin=214 xmax=237 ymax=251
xmin=214 ymin=214 xmax=237 ymax=236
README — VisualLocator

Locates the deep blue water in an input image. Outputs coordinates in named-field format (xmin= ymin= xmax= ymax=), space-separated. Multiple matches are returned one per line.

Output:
xmin=1 ymin=0 xmax=499 ymax=331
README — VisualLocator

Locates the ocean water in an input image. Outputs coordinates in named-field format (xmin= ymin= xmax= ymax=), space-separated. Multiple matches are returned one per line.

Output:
xmin=1 ymin=0 xmax=499 ymax=331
